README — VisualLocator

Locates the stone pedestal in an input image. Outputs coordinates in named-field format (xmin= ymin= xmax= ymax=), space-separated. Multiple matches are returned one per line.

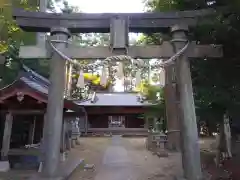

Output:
xmin=71 ymin=140 xmax=76 ymax=148
xmin=146 ymin=133 xmax=154 ymax=151
xmin=38 ymin=162 xmax=43 ymax=173
xmin=60 ymin=152 xmax=67 ymax=162
xmin=71 ymin=118 xmax=81 ymax=146
xmin=75 ymin=137 xmax=81 ymax=145
xmin=66 ymin=137 xmax=71 ymax=150
xmin=146 ymin=132 xmax=167 ymax=150
xmin=0 ymin=161 xmax=10 ymax=172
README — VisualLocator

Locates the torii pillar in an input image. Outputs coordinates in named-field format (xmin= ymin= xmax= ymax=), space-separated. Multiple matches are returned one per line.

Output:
xmin=164 ymin=65 xmax=180 ymax=151
xmin=172 ymin=24 xmax=202 ymax=179
xmin=41 ymin=27 xmax=70 ymax=177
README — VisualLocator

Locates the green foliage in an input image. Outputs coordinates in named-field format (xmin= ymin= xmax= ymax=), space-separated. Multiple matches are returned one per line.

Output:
xmin=0 ymin=0 xmax=39 ymax=87
xmin=0 ymin=0 xmax=81 ymax=89
xmin=143 ymin=0 xmax=240 ymax=123
xmin=144 ymin=84 xmax=165 ymax=118
xmin=143 ymin=84 xmax=166 ymax=131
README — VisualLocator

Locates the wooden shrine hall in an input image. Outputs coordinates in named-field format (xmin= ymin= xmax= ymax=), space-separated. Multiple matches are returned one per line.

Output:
xmin=0 ymin=64 xmax=152 ymax=170
xmin=0 ymin=65 xmax=81 ymax=169
xmin=75 ymin=92 xmax=152 ymax=136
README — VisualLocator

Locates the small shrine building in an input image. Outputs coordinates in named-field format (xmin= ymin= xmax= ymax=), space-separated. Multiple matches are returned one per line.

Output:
xmin=76 ymin=92 xmax=152 ymax=136
xmin=0 ymin=66 xmax=81 ymax=168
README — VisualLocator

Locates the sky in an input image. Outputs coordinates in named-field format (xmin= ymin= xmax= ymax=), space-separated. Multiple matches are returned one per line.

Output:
xmin=67 ymin=0 xmax=146 ymax=92
xmin=67 ymin=0 xmax=145 ymax=13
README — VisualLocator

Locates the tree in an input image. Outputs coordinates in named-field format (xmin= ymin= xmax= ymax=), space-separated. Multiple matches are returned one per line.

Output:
xmin=143 ymin=0 xmax=240 ymax=127
xmin=143 ymin=84 xmax=166 ymax=131
xmin=0 ymin=0 xmax=80 ymax=88
xmin=0 ymin=0 xmax=39 ymax=87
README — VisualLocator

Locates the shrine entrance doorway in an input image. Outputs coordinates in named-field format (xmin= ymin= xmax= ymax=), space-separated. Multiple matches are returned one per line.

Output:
xmin=108 ymin=116 xmax=125 ymax=128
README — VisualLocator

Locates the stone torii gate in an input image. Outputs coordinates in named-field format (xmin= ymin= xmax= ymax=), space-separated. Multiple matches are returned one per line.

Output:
xmin=13 ymin=8 xmax=222 ymax=180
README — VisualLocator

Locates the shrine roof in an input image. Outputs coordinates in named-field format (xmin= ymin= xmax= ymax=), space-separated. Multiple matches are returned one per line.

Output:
xmin=75 ymin=92 xmax=152 ymax=107
xmin=0 ymin=65 xmax=80 ymax=111
xmin=19 ymin=64 xmax=49 ymax=95
xmin=0 ymin=65 xmax=49 ymax=96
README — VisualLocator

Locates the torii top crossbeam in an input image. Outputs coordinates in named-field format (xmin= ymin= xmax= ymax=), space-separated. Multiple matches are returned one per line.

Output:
xmin=13 ymin=8 xmax=216 ymax=33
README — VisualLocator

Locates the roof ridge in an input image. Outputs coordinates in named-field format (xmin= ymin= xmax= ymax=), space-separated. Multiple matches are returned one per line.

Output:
xmin=21 ymin=73 xmax=49 ymax=90
xmin=0 ymin=78 xmax=19 ymax=91
xmin=74 ymin=92 xmax=152 ymax=106
xmin=0 ymin=71 xmax=24 ymax=91
xmin=22 ymin=64 xmax=50 ymax=86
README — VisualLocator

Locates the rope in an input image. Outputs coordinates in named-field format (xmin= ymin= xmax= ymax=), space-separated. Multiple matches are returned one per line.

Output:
xmin=50 ymin=40 xmax=102 ymax=69
xmin=48 ymin=38 xmax=189 ymax=70
xmin=153 ymin=40 xmax=189 ymax=68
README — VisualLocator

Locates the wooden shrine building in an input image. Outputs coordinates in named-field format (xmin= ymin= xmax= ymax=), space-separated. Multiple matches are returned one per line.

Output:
xmin=0 ymin=65 xmax=81 ymax=169
xmin=75 ymin=92 xmax=152 ymax=136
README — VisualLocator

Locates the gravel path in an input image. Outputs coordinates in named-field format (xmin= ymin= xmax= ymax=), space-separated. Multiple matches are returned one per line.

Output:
xmin=68 ymin=136 xmax=183 ymax=180
xmin=68 ymin=137 xmax=111 ymax=180
xmin=0 ymin=137 xmax=216 ymax=180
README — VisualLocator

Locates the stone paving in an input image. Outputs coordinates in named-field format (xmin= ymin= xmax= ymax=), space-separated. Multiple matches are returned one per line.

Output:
xmin=69 ymin=136 xmax=183 ymax=180
xmin=94 ymin=136 xmax=133 ymax=180
xmin=0 ymin=137 xmax=218 ymax=180
xmin=0 ymin=136 xmax=185 ymax=180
